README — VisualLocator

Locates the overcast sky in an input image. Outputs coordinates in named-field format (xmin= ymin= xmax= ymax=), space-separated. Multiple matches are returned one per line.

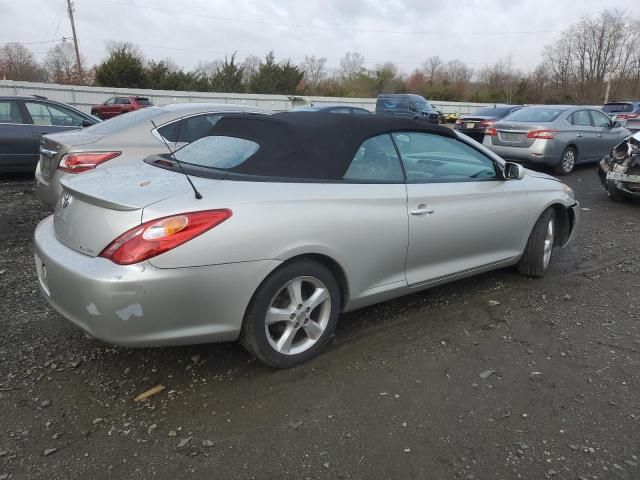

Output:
xmin=2 ymin=0 xmax=639 ymax=74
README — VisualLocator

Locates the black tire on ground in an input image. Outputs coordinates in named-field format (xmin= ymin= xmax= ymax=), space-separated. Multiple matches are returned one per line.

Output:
xmin=553 ymin=146 xmax=577 ymax=175
xmin=517 ymin=208 xmax=556 ymax=278
xmin=240 ymin=259 xmax=341 ymax=368
xmin=607 ymin=183 xmax=626 ymax=202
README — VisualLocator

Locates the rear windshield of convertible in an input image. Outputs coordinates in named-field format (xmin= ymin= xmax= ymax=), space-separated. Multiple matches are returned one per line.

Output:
xmin=174 ymin=135 xmax=260 ymax=169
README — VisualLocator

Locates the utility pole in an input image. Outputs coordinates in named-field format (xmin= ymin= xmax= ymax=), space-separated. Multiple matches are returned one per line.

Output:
xmin=66 ymin=0 xmax=83 ymax=84
xmin=603 ymin=72 xmax=611 ymax=105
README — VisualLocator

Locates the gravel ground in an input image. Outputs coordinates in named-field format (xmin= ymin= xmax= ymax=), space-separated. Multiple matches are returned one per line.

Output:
xmin=0 ymin=165 xmax=639 ymax=480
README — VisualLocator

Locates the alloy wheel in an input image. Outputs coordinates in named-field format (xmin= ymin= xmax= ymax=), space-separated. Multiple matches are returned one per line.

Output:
xmin=561 ymin=149 xmax=575 ymax=173
xmin=543 ymin=218 xmax=554 ymax=268
xmin=265 ymin=276 xmax=332 ymax=356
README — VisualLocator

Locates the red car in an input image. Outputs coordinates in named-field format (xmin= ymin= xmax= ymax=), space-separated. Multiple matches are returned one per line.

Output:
xmin=90 ymin=96 xmax=153 ymax=119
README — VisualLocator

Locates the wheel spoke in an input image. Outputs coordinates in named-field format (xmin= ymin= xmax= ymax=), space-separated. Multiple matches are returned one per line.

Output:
xmin=266 ymin=306 xmax=294 ymax=325
xmin=304 ymin=287 xmax=329 ymax=311
xmin=287 ymin=279 xmax=303 ymax=307
xmin=302 ymin=320 xmax=323 ymax=340
xmin=276 ymin=324 xmax=297 ymax=354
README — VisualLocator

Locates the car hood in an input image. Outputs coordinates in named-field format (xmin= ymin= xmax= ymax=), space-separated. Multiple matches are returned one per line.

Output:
xmin=525 ymin=169 xmax=560 ymax=182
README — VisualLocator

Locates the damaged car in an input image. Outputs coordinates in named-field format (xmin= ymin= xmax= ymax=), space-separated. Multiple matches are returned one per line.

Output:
xmin=598 ymin=131 xmax=640 ymax=202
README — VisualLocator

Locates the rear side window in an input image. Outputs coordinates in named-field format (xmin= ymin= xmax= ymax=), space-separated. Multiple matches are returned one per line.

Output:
xmin=568 ymin=110 xmax=592 ymax=127
xmin=25 ymin=102 xmax=85 ymax=127
xmin=157 ymin=114 xmax=223 ymax=143
xmin=0 ymin=100 xmax=24 ymax=124
xmin=393 ymin=132 xmax=497 ymax=183
xmin=135 ymin=98 xmax=153 ymax=106
xmin=504 ymin=108 xmax=563 ymax=122
xmin=344 ymin=134 xmax=404 ymax=182
xmin=174 ymin=135 xmax=259 ymax=169
xmin=115 ymin=98 xmax=131 ymax=105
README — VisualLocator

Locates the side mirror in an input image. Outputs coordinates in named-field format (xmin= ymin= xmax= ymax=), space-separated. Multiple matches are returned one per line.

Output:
xmin=81 ymin=119 xmax=94 ymax=127
xmin=612 ymin=120 xmax=621 ymax=128
xmin=504 ymin=162 xmax=524 ymax=180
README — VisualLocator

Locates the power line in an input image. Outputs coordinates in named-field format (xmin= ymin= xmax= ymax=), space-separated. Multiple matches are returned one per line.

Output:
xmin=0 ymin=38 xmax=70 ymax=46
xmin=100 ymin=0 xmax=556 ymax=36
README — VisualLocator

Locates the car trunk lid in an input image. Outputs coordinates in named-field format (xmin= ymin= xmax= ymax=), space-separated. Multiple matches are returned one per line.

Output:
xmin=40 ymin=130 xmax=104 ymax=179
xmin=53 ymin=163 xmax=217 ymax=257
xmin=489 ymin=122 xmax=546 ymax=148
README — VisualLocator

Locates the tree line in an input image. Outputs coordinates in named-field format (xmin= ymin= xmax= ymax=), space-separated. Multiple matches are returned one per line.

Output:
xmin=1 ymin=9 xmax=638 ymax=105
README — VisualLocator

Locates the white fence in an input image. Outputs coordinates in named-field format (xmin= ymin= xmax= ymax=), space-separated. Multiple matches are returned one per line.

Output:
xmin=0 ymin=80 xmax=494 ymax=114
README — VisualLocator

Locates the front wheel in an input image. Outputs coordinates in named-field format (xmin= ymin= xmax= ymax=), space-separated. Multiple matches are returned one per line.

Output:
xmin=517 ymin=208 xmax=556 ymax=278
xmin=607 ymin=183 xmax=626 ymax=202
xmin=553 ymin=147 xmax=576 ymax=175
xmin=240 ymin=260 xmax=341 ymax=368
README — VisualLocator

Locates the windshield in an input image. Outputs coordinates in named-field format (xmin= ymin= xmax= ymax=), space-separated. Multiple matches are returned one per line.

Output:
xmin=86 ymin=107 xmax=168 ymax=135
xmin=503 ymin=108 xmax=563 ymax=123
xmin=603 ymin=103 xmax=633 ymax=113
xmin=472 ymin=107 xmax=514 ymax=117
xmin=173 ymin=135 xmax=260 ymax=169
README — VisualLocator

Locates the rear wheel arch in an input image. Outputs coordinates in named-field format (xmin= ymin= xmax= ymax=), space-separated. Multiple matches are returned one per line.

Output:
xmin=278 ymin=253 xmax=350 ymax=310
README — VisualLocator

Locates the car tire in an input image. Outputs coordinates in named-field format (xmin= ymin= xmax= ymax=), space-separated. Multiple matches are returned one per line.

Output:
xmin=517 ymin=208 xmax=556 ymax=278
xmin=553 ymin=147 xmax=576 ymax=175
xmin=240 ymin=259 xmax=341 ymax=368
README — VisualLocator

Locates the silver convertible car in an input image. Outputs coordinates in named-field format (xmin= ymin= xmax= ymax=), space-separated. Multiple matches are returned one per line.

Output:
xmin=34 ymin=112 xmax=579 ymax=367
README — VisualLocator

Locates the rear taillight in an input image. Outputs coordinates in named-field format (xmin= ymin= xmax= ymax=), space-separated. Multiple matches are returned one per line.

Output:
xmin=485 ymin=127 xmax=498 ymax=137
xmin=99 ymin=210 xmax=232 ymax=265
xmin=527 ymin=129 xmax=557 ymax=140
xmin=58 ymin=152 xmax=121 ymax=173
xmin=619 ymin=113 xmax=639 ymax=120
xmin=455 ymin=119 xmax=463 ymax=125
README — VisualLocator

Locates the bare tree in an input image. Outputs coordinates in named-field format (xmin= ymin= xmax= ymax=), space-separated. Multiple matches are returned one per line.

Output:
xmin=241 ymin=55 xmax=261 ymax=83
xmin=339 ymin=51 xmax=365 ymax=81
xmin=44 ymin=41 xmax=83 ymax=84
xmin=422 ymin=56 xmax=444 ymax=83
xmin=300 ymin=55 xmax=327 ymax=94
xmin=0 ymin=43 xmax=45 ymax=81
xmin=543 ymin=9 xmax=640 ymax=103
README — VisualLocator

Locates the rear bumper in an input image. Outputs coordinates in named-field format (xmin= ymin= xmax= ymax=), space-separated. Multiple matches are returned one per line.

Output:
xmin=34 ymin=216 xmax=280 ymax=347
xmin=34 ymin=162 xmax=64 ymax=210
xmin=483 ymin=139 xmax=560 ymax=166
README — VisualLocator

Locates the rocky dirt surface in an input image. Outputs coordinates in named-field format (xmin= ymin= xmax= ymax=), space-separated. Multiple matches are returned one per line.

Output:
xmin=0 ymin=166 xmax=638 ymax=480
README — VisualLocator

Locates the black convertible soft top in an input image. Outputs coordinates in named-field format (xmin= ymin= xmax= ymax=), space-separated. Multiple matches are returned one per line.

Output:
xmin=202 ymin=111 xmax=456 ymax=179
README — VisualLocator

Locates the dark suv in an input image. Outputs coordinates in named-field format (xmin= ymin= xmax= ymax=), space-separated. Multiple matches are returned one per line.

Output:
xmin=375 ymin=94 xmax=439 ymax=124
xmin=0 ymin=95 xmax=98 ymax=173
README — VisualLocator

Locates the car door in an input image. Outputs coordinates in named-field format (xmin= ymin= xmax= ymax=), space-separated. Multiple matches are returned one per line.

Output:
xmin=102 ymin=97 xmax=117 ymax=118
xmin=393 ymin=131 xmax=530 ymax=286
xmin=0 ymin=99 xmax=37 ymax=170
xmin=591 ymin=109 xmax=628 ymax=157
xmin=567 ymin=110 xmax=599 ymax=161
xmin=24 ymin=101 xmax=87 ymax=143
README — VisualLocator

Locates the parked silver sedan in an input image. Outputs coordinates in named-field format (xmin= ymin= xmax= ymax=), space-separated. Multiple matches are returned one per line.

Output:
xmin=35 ymin=103 xmax=269 ymax=209
xmin=34 ymin=112 xmax=579 ymax=367
xmin=483 ymin=106 xmax=630 ymax=175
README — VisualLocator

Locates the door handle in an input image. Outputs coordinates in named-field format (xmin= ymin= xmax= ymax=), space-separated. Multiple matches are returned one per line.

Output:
xmin=410 ymin=204 xmax=435 ymax=215
xmin=576 ymin=133 xmax=582 ymax=137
